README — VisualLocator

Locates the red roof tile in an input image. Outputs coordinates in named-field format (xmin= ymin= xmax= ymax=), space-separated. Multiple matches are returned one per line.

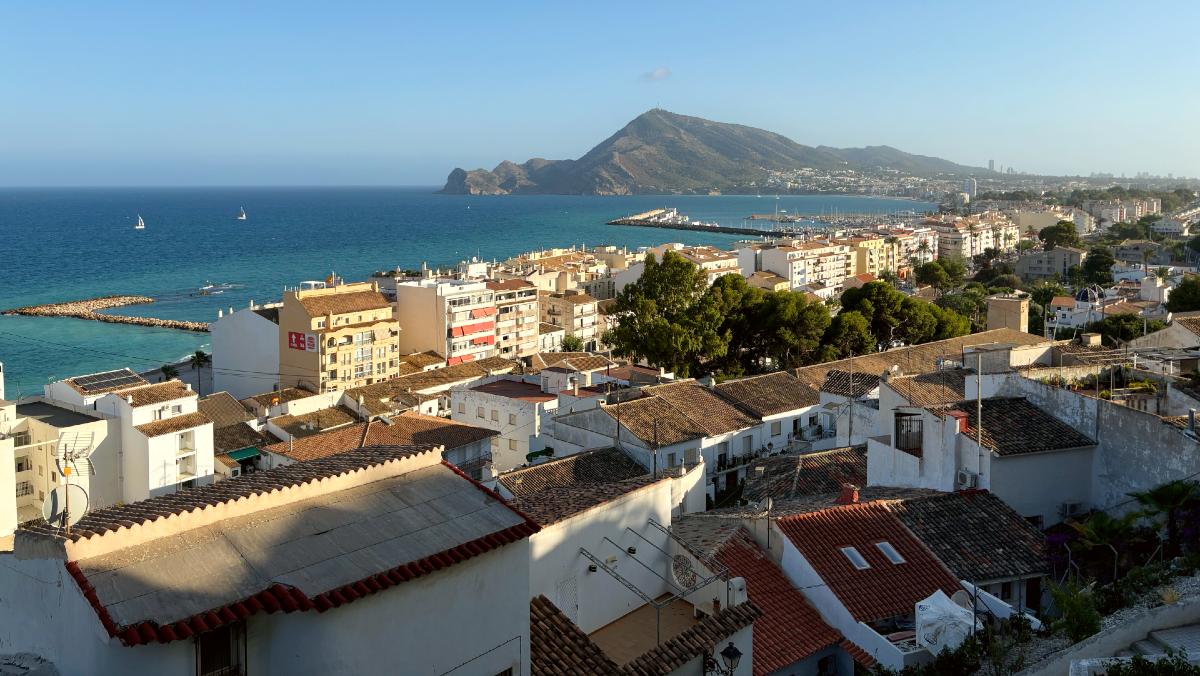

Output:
xmin=776 ymin=502 xmax=961 ymax=623
xmin=715 ymin=530 xmax=841 ymax=675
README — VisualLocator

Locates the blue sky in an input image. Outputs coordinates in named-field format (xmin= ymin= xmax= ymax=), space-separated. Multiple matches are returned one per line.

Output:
xmin=2 ymin=1 xmax=1197 ymax=186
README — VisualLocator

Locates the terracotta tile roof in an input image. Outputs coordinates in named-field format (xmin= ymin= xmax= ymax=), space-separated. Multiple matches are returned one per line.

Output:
xmin=252 ymin=306 xmax=280 ymax=323
xmin=793 ymin=328 xmax=1049 ymax=390
xmin=344 ymin=380 xmax=436 ymax=416
xmin=840 ymin=639 xmax=877 ymax=668
xmin=269 ymin=406 xmax=360 ymax=439
xmin=714 ymin=372 xmax=819 ymax=417
xmin=528 ymin=351 xmax=592 ymax=371
xmin=538 ymin=323 xmax=566 ymax=336
xmin=197 ymin=392 xmax=254 ymax=428
xmin=296 ymin=289 xmax=392 ymax=317
xmin=549 ymin=291 xmax=599 ymax=305
xmin=531 ymin=596 xmax=620 ymax=675
xmin=713 ymin=486 xmax=942 ymax=520
xmin=263 ymin=413 xmax=496 ymax=462
xmin=742 ymin=447 xmax=867 ymax=502
xmin=1050 ymin=296 xmax=1075 ymax=308
xmin=398 ymin=350 xmax=446 ymax=369
xmin=60 ymin=455 xmax=538 ymax=647
xmin=115 ymin=380 xmax=194 ymax=407
xmin=471 ymin=379 xmax=556 ymax=403
xmin=1173 ymin=317 xmax=1200 ymax=338
xmin=603 ymin=396 xmax=707 ymax=447
xmin=499 ymin=447 xmax=648 ymax=497
xmin=776 ymin=502 xmax=962 ymax=623
xmin=486 ymin=279 xmax=536 ymax=291
xmin=502 ymin=448 xmax=664 ymax=526
xmin=620 ymin=602 xmax=761 ymax=675
xmin=642 ymin=381 xmax=759 ymax=436
xmin=21 ymin=444 xmax=437 ymax=542
xmin=391 ymin=357 xmax=520 ymax=392
xmin=245 ymin=387 xmax=316 ymax=408
xmin=932 ymin=397 xmax=1095 ymax=456
xmin=884 ymin=369 xmax=969 ymax=407
xmin=559 ymin=355 xmax=616 ymax=373
xmin=213 ymin=423 xmax=277 ymax=453
xmin=886 ymin=490 xmax=1049 ymax=583
xmin=820 ymin=370 xmax=881 ymax=398
xmin=134 ymin=411 xmax=211 ymax=438
xmin=214 ymin=453 xmax=239 ymax=469
xmin=714 ymin=529 xmax=841 ymax=675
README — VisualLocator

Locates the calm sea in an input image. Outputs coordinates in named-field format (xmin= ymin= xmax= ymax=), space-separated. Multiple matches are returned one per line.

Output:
xmin=0 ymin=187 xmax=932 ymax=396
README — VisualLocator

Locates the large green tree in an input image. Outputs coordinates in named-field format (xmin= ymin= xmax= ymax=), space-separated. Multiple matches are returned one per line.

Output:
xmin=817 ymin=310 xmax=875 ymax=361
xmin=1084 ymin=313 xmax=1165 ymax=343
xmin=704 ymin=274 xmax=830 ymax=374
xmin=840 ymin=281 xmax=970 ymax=348
xmin=1081 ymin=247 xmax=1116 ymax=285
xmin=1029 ymin=281 xmax=1067 ymax=309
xmin=1168 ymin=276 xmax=1200 ymax=312
xmin=606 ymin=251 xmax=725 ymax=377
xmin=1039 ymin=221 xmax=1082 ymax=251
xmin=914 ymin=261 xmax=951 ymax=293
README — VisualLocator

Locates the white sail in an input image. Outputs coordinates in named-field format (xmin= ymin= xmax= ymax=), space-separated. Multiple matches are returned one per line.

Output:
xmin=237 ymin=206 xmax=247 ymax=220
xmin=135 ymin=214 xmax=145 ymax=230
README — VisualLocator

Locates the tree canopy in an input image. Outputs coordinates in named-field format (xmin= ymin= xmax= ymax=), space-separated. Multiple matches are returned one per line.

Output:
xmin=1168 ymin=276 xmax=1200 ymax=313
xmin=1081 ymin=247 xmax=1116 ymax=285
xmin=840 ymin=281 xmax=970 ymax=349
xmin=1039 ymin=221 xmax=1082 ymax=251
xmin=1084 ymin=313 xmax=1165 ymax=344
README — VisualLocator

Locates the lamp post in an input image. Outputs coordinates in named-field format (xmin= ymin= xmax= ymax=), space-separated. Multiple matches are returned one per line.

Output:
xmin=704 ymin=642 xmax=743 ymax=675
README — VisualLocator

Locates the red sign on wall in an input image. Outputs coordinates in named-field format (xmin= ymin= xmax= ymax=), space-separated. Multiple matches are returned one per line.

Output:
xmin=287 ymin=331 xmax=315 ymax=351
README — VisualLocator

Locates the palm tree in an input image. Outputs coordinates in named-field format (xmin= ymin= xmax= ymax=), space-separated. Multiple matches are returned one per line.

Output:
xmin=160 ymin=364 xmax=179 ymax=382
xmin=189 ymin=350 xmax=212 ymax=395
xmin=1069 ymin=511 xmax=1137 ymax=582
xmin=917 ymin=241 xmax=931 ymax=265
xmin=1129 ymin=480 xmax=1200 ymax=556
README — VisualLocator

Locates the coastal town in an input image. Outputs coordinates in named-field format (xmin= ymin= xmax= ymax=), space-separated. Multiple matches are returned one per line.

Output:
xmin=4 ymin=183 xmax=1200 ymax=674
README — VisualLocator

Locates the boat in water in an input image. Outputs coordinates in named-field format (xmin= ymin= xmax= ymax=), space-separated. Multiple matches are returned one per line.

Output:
xmin=236 ymin=206 xmax=247 ymax=221
xmin=134 ymin=214 xmax=145 ymax=230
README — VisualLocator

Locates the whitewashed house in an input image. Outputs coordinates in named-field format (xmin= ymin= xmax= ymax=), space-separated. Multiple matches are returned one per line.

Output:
xmin=0 ymin=445 xmax=538 ymax=676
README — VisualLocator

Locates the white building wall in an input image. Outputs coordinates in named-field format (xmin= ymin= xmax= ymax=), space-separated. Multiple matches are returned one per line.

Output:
xmin=990 ymin=449 xmax=1094 ymax=526
xmin=528 ymin=481 xmax=673 ymax=634
xmin=450 ymin=389 xmax=557 ymax=472
xmin=0 ymin=540 xmax=532 ymax=676
xmin=212 ymin=306 xmax=281 ymax=399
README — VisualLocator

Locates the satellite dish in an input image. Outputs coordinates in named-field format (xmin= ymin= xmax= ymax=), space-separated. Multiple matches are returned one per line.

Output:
xmin=42 ymin=484 xmax=88 ymax=529
xmin=950 ymin=589 xmax=974 ymax=610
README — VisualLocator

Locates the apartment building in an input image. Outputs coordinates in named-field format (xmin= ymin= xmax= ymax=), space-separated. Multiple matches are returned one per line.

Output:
xmin=451 ymin=378 xmax=558 ymax=472
xmin=760 ymin=241 xmax=853 ymax=293
xmin=1013 ymin=246 xmax=1087 ymax=280
xmin=840 ymin=235 xmax=886 ymax=276
xmin=277 ymin=281 xmax=400 ymax=393
xmin=933 ymin=219 xmax=1020 ymax=260
xmin=395 ymin=278 xmax=497 ymax=366
xmin=540 ymin=290 xmax=600 ymax=350
xmin=486 ymin=279 xmax=540 ymax=359
xmin=210 ymin=301 xmax=281 ymax=399
xmin=614 ymin=243 xmax=741 ymax=293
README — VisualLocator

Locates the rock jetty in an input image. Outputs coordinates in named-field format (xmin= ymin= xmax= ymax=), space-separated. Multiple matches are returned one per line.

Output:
xmin=3 ymin=295 xmax=209 ymax=332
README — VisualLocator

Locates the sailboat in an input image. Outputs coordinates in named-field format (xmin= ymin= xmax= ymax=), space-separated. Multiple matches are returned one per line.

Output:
xmin=134 ymin=214 xmax=145 ymax=230
xmin=236 ymin=206 xmax=247 ymax=221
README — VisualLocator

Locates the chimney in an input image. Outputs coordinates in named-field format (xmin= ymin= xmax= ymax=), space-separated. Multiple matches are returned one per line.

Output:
xmin=1190 ymin=408 xmax=1197 ymax=434
xmin=835 ymin=483 xmax=860 ymax=505
xmin=946 ymin=409 xmax=969 ymax=433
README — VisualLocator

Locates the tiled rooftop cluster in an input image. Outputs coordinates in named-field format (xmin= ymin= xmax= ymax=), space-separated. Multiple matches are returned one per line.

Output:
xmin=500 ymin=447 xmax=660 ymax=525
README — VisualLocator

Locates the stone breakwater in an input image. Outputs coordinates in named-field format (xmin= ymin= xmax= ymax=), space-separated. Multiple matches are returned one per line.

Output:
xmin=3 ymin=296 xmax=210 ymax=332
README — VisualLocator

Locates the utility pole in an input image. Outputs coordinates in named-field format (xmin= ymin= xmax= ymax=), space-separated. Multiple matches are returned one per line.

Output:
xmin=847 ymin=350 xmax=854 ymax=446
xmin=652 ymin=417 xmax=658 ymax=479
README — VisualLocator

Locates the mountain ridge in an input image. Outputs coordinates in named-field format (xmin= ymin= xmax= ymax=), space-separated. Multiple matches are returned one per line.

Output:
xmin=440 ymin=110 xmax=985 ymax=196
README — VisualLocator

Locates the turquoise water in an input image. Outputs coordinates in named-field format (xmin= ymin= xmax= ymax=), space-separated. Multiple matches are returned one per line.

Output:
xmin=0 ymin=187 xmax=932 ymax=396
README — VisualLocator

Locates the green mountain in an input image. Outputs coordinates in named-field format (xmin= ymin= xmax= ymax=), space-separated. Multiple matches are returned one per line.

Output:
xmin=440 ymin=109 xmax=983 ymax=195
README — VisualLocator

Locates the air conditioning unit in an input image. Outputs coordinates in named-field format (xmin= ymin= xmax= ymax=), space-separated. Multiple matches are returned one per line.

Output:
xmin=1059 ymin=502 xmax=1085 ymax=518
xmin=956 ymin=469 xmax=978 ymax=489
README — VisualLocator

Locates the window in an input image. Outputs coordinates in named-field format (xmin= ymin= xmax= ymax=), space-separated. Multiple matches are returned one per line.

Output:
xmin=508 ymin=439 xmax=517 ymax=451
xmin=508 ymin=413 xmax=517 ymax=426
xmin=316 ymin=319 xmax=326 ymax=329
xmin=742 ymin=436 xmax=752 ymax=454
xmin=327 ymin=369 xmax=338 ymax=380
xmin=894 ymin=412 xmax=923 ymax=455
xmin=490 ymin=437 xmax=499 ymax=449
xmin=196 ymin=622 xmax=244 ymax=676
xmin=11 ymin=431 xmax=30 ymax=447
xmin=457 ymin=403 xmax=466 ymax=414
xmin=667 ymin=452 xmax=677 ymax=467
xmin=875 ymin=541 xmax=906 ymax=565
xmin=354 ymin=363 xmax=371 ymax=379
xmin=15 ymin=481 xmax=32 ymax=498
xmin=491 ymin=409 xmax=499 ymax=422
xmin=15 ymin=457 xmax=31 ymax=473
xmin=840 ymin=546 xmax=870 ymax=570
xmin=770 ymin=421 xmax=781 ymax=436
xmin=476 ymin=406 xmax=484 ymax=419
xmin=171 ymin=404 xmax=183 ymax=415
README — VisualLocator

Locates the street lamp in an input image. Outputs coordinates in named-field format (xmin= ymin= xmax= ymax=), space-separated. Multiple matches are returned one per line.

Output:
xmin=704 ymin=642 xmax=743 ymax=675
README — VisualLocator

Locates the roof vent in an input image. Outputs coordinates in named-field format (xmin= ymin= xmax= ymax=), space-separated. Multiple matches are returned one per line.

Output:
xmin=835 ymin=483 xmax=859 ymax=505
